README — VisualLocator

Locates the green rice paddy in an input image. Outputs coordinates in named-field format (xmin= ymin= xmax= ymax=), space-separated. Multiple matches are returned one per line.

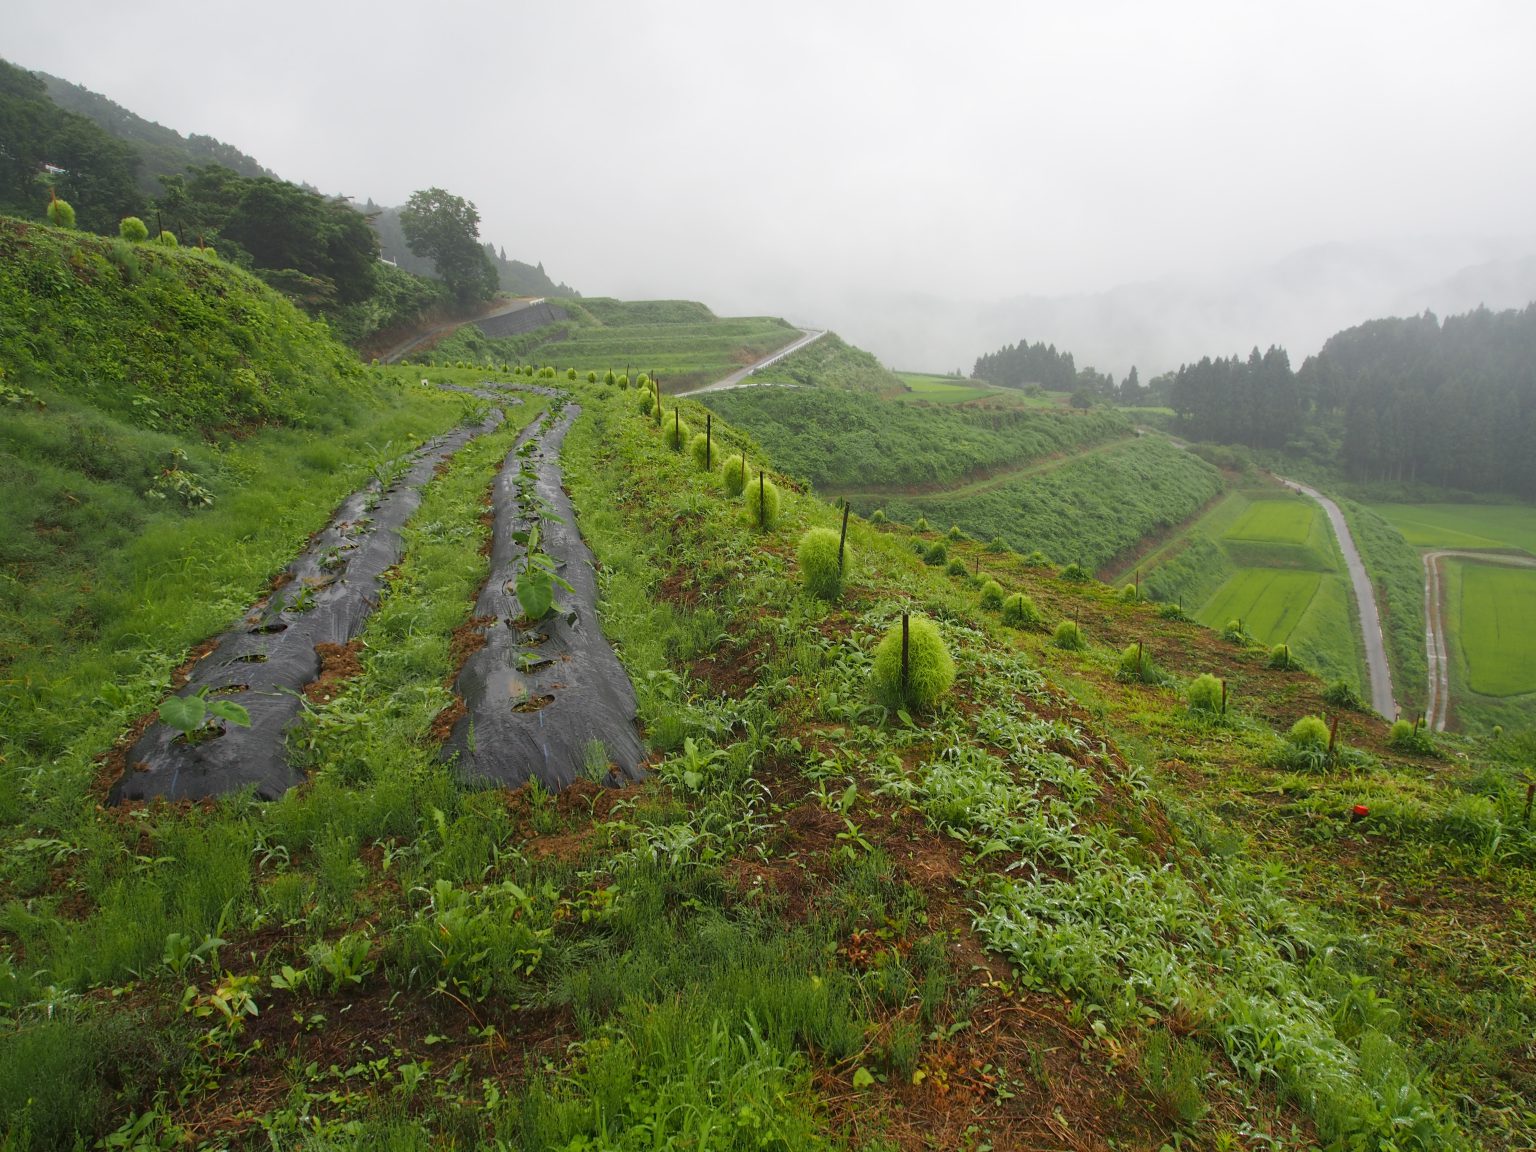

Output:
xmin=1371 ymin=502 xmax=1536 ymax=555
xmin=1451 ymin=561 xmax=1536 ymax=698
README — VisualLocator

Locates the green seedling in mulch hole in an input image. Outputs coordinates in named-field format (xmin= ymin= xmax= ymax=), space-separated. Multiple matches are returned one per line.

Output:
xmin=159 ymin=687 xmax=251 ymax=744
xmin=511 ymin=521 xmax=574 ymax=621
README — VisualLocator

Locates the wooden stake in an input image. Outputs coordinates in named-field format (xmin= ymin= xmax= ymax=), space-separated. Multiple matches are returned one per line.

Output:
xmin=1137 ymin=640 xmax=1144 ymax=678
xmin=1220 ymin=679 xmax=1228 ymax=715
xmin=1327 ymin=714 xmax=1340 ymax=759
xmin=1524 ymin=781 xmax=1534 ymax=826
xmin=838 ymin=502 xmax=849 ymax=574
xmin=901 ymin=613 xmax=910 ymax=693
xmin=706 ymin=412 xmax=712 ymax=469
xmin=758 ymin=469 xmax=766 ymax=528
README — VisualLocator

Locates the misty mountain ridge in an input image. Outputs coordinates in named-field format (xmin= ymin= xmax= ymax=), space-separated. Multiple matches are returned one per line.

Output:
xmin=812 ymin=237 xmax=1536 ymax=380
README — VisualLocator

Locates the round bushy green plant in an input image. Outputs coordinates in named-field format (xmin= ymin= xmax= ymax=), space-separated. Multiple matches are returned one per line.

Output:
xmin=798 ymin=527 xmax=848 ymax=601
xmin=986 ymin=536 xmax=1008 ymax=553
xmin=1388 ymin=719 xmax=1436 ymax=756
xmin=567 ymin=367 xmax=578 ymax=380
xmin=119 ymin=215 xmax=149 ymax=241
xmin=946 ymin=557 xmax=968 ymax=577
xmin=979 ymin=580 xmax=1005 ymax=610
xmin=1222 ymin=619 xmax=1247 ymax=643
xmin=1289 ymin=715 xmax=1330 ymax=749
xmin=664 ymin=416 xmax=689 ymax=451
xmin=1268 ymin=643 xmax=1299 ymax=670
xmin=1053 ymin=620 xmax=1085 ymax=650
xmin=923 ymin=542 xmax=947 ymax=567
xmin=1002 ymin=593 xmax=1040 ymax=628
xmin=1187 ymin=673 xmax=1224 ymax=713
xmin=689 ymin=432 xmax=713 ymax=470
xmin=156 ymin=229 xmax=178 ymax=247
xmin=47 ymin=198 xmax=76 ymax=229
xmin=1025 ymin=551 xmax=1051 ymax=568
xmin=745 ymin=473 xmax=780 ymax=529
xmin=948 ymin=525 xmax=965 ymax=541
xmin=870 ymin=509 xmax=887 ymax=525
xmin=1060 ymin=563 xmax=1089 ymax=582
xmin=871 ymin=616 xmax=955 ymax=711
xmin=604 ymin=369 xmax=616 ymax=386
xmin=1121 ymin=584 xmax=1139 ymax=602
xmin=1117 ymin=643 xmax=1160 ymax=683
xmin=1492 ymin=724 xmax=1504 ymax=739
xmin=914 ymin=516 xmax=929 ymax=533
xmin=618 ymin=374 xmax=630 ymax=389
xmin=637 ymin=389 xmax=655 ymax=416
xmin=1158 ymin=602 xmax=1189 ymax=621
xmin=722 ymin=454 xmax=747 ymax=497
xmin=637 ymin=373 xmax=650 ymax=390
xmin=587 ymin=371 xmax=598 ymax=384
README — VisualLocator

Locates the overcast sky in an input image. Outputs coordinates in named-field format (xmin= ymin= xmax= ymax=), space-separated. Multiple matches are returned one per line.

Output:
xmin=8 ymin=0 xmax=1536 ymax=363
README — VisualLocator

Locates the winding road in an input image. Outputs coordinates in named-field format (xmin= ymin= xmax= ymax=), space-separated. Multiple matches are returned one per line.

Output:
xmin=676 ymin=327 xmax=827 ymax=394
xmin=1422 ymin=549 xmax=1536 ymax=731
xmin=1279 ymin=478 xmax=1397 ymax=717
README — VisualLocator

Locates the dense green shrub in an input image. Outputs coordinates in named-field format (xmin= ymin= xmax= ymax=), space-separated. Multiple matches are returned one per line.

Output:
xmin=1053 ymin=620 xmax=1085 ymax=650
xmin=946 ymin=557 xmax=968 ymax=577
xmin=870 ymin=509 xmax=887 ymax=525
xmin=1158 ymin=601 xmax=1189 ymax=621
xmin=979 ymin=580 xmax=1005 ymax=610
xmin=1321 ymin=679 xmax=1362 ymax=710
xmin=156 ymin=230 xmax=178 ymax=247
xmin=605 ymin=369 xmax=616 ymax=386
xmin=871 ymin=616 xmax=954 ymax=711
xmin=637 ymin=388 xmax=655 ymax=416
xmin=1289 ymin=715 xmax=1331 ymax=749
xmin=798 ymin=527 xmax=848 ymax=601
xmin=1117 ymin=643 xmax=1161 ymax=684
xmin=587 ymin=370 xmax=597 ymax=384
xmin=1121 ymin=583 xmax=1139 ymax=602
xmin=1269 ymin=644 xmax=1300 ymax=670
xmin=1060 ymin=563 xmax=1089 ymax=582
xmin=1188 ymin=673 xmax=1224 ymax=713
xmin=948 ymin=525 xmax=965 ymax=541
xmin=923 ymin=542 xmax=947 ymax=567
xmin=689 ymin=432 xmax=712 ymax=470
xmin=1002 ymin=593 xmax=1040 ymax=628
xmin=1025 ymin=550 xmax=1051 ymax=568
xmin=721 ymin=454 xmax=747 ymax=497
xmin=663 ymin=415 xmax=689 ymax=451
xmin=47 ymin=198 xmax=76 ymax=229
xmin=986 ymin=536 xmax=1008 ymax=553
xmin=617 ymin=374 xmax=630 ymax=389
xmin=567 ymin=367 xmax=577 ymax=380
xmin=1222 ymin=619 xmax=1248 ymax=644
xmin=118 ymin=216 xmax=148 ymax=241
xmin=914 ymin=516 xmax=929 ymax=532
xmin=745 ymin=472 xmax=780 ymax=529
xmin=1389 ymin=719 xmax=1437 ymax=756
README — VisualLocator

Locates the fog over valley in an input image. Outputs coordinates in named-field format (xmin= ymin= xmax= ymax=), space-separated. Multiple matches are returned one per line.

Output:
xmin=8 ymin=0 xmax=1536 ymax=374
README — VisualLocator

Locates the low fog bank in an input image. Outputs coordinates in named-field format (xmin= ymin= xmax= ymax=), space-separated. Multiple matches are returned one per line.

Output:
xmin=706 ymin=237 xmax=1536 ymax=379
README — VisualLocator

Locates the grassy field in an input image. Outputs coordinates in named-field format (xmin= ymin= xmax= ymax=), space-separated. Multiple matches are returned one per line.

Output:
xmin=892 ymin=373 xmax=1064 ymax=406
xmin=1372 ymin=502 xmax=1536 ymax=555
xmin=1452 ymin=561 xmax=1536 ymax=698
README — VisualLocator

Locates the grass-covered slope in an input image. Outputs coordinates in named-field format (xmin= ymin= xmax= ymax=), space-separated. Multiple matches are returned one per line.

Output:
xmin=869 ymin=436 xmax=1224 ymax=570
xmin=1 ymin=358 xmax=1533 ymax=1148
xmin=703 ymin=381 xmax=1130 ymax=492
xmin=0 ymin=216 xmax=470 ymax=775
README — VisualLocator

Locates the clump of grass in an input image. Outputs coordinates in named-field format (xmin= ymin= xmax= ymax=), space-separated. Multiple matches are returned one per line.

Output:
xmin=1158 ymin=601 xmax=1189 ymax=621
xmin=947 ymin=525 xmax=965 ymax=541
xmin=1222 ymin=618 xmax=1249 ymax=643
xmin=871 ymin=616 xmax=955 ymax=712
xmin=689 ymin=432 xmax=712 ymax=470
xmin=1002 ymin=592 xmax=1040 ymax=628
xmin=1269 ymin=643 xmax=1301 ymax=670
xmin=1060 ymin=562 xmax=1089 ymax=582
xmin=923 ymin=541 xmax=947 ymax=567
xmin=1322 ymin=679 xmax=1362 ymax=710
xmin=663 ymin=416 xmax=689 ymax=451
xmin=118 ymin=216 xmax=148 ymax=241
xmin=945 ymin=557 xmax=968 ymax=578
xmin=1139 ymin=1032 xmax=1210 ymax=1126
xmin=1388 ymin=718 xmax=1437 ymax=757
xmin=986 ymin=536 xmax=1008 ymax=553
xmin=1120 ymin=583 xmax=1139 ymax=602
xmin=979 ymin=580 xmax=1005 ymax=610
xmin=745 ymin=472 xmax=780 ymax=530
xmin=1187 ymin=673 xmax=1224 ymax=714
xmin=1117 ymin=642 xmax=1162 ymax=684
xmin=1289 ymin=715 xmax=1330 ymax=749
xmin=798 ymin=527 xmax=848 ymax=601
xmin=1024 ymin=550 xmax=1052 ymax=568
xmin=637 ymin=388 xmax=655 ymax=416
xmin=913 ymin=516 xmax=929 ymax=532
xmin=721 ymin=454 xmax=747 ymax=497
xmin=1053 ymin=620 xmax=1085 ymax=650
xmin=870 ymin=509 xmax=887 ymax=525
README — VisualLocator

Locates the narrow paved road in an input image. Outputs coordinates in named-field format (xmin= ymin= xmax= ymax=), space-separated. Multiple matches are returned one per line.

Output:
xmin=676 ymin=328 xmax=826 ymax=394
xmin=1279 ymin=477 xmax=1397 ymax=717
xmin=379 ymin=298 xmax=547 ymax=364
xmin=1421 ymin=549 xmax=1536 ymax=730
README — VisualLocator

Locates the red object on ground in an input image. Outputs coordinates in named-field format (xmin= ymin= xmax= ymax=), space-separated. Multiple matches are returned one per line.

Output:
xmin=1351 ymin=804 xmax=1370 ymax=821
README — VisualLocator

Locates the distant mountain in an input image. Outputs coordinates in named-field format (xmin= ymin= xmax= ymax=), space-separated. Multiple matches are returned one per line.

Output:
xmin=37 ymin=70 xmax=276 ymax=196
xmin=806 ymin=238 xmax=1536 ymax=379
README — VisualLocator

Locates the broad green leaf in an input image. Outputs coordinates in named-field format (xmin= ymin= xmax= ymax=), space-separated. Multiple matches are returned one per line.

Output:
xmin=515 ymin=571 xmax=554 ymax=620
xmin=158 ymin=694 xmax=206 ymax=734
xmin=206 ymin=699 xmax=252 ymax=728
xmin=852 ymin=1067 xmax=876 ymax=1089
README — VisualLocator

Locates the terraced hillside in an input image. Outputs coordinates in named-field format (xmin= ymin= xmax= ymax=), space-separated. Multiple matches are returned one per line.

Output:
xmin=4 ymin=219 xmax=1535 ymax=1151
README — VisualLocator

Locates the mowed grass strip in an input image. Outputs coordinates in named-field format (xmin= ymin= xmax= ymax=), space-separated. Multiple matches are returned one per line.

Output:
xmin=1199 ymin=568 xmax=1323 ymax=640
xmin=1225 ymin=498 xmax=1318 ymax=545
xmin=1453 ymin=561 xmax=1536 ymax=697
xmin=1221 ymin=495 xmax=1334 ymax=570
xmin=895 ymin=373 xmax=1010 ymax=404
xmin=1372 ymin=502 xmax=1536 ymax=555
